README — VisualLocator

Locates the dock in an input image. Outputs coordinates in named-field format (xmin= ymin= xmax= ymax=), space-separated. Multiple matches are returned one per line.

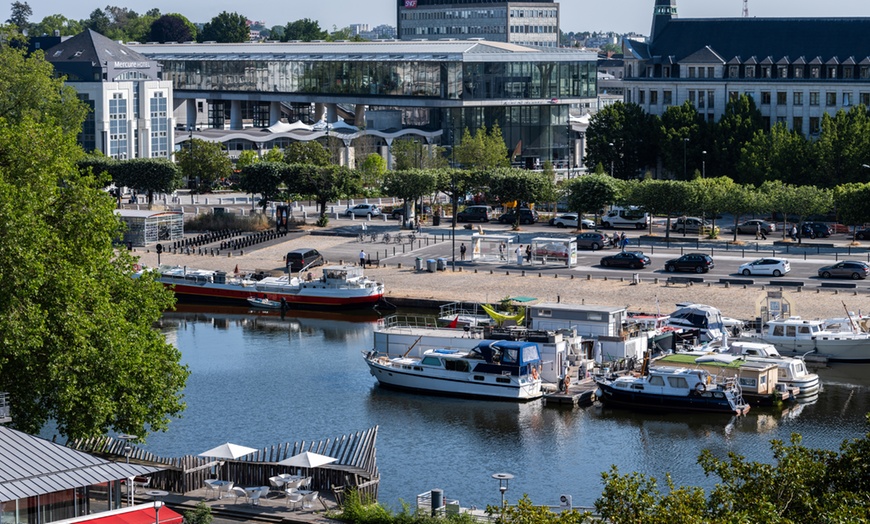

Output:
xmin=542 ymin=378 xmax=597 ymax=407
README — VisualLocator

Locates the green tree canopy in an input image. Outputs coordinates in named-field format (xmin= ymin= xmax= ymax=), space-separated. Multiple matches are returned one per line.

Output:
xmin=199 ymin=11 xmax=249 ymax=43
xmin=391 ymin=138 xmax=447 ymax=170
xmin=815 ymin=106 xmax=870 ymax=186
xmin=32 ymin=14 xmax=82 ymax=37
xmin=712 ymin=94 xmax=764 ymax=183
xmin=7 ymin=1 xmax=32 ymax=31
xmin=175 ymin=138 xmax=233 ymax=193
xmin=0 ymin=46 xmax=187 ymax=438
xmin=146 ymin=13 xmax=196 ymax=43
xmin=358 ymin=153 xmax=388 ymax=189
xmin=382 ymin=169 xmax=437 ymax=220
xmin=239 ymin=161 xmax=286 ymax=212
xmin=283 ymin=141 xmax=331 ymax=166
xmin=738 ymin=123 xmax=817 ymax=186
xmin=834 ymin=183 xmax=870 ymax=238
xmin=585 ymin=102 xmax=660 ymax=179
xmin=291 ymin=164 xmax=359 ymax=216
xmin=282 ymin=18 xmax=328 ymax=42
xmin=630 ymin=179 xmax=692 ymax=237
xmin=453 ymin=124 xmax=510 ymax=169
xmin=487 ymin=168 xmax=550 ymax=228
xmin=113 ymin=158 xmax=181 ymax=207
xmin=659 ymin=101 xmax=704 ymax=179
xmin=564 ymin=173 xmax=622 ymax=223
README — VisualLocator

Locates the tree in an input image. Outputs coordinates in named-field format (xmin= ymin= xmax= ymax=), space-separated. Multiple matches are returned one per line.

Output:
xmin=283 ymin=18 xmax=327 ymax=42
xmin=262 ymin=146 xmax=284 ymax=162
xmin=358 ymin=153 xmax=387 ymax=189
xmin=738 ymin=124 xmax=817 ymax=186
xmin=235 ymin=149 xmax=259 ymax=170
xmin=659 ymin=101 xmax=704 ymax=179
xmin=390 ymin=137 xmax=447 ymax=171
xmin=284 ymin=141 xmax=331 ymax=166
xmin=239 ymin=161 xmax=286 ymax=212
xmin=712 ymin=94 xmax=763 ymax=184
xmin=453 ymin=125 xmax=510 ymax=169
xmin=686 ymin=176 xmax=735 ymax=237
xmin=564 ymin=174 xmax=622 ymax=225
xmin=488 ymin=168 xmax=550 ymax=228
xmin=6 ymin=1 xmax=31 ymax=31
xmin=199 ymin=11 xmax=249 ymax=43
xmin=146 ymin=14 xmax=196 ymax=43
xmin=489 ymin=494 xmax=592 ymax=524
xmin=763 ymin=182 xmax=833 ymax=243
xmin=833 ymin=183 xmax=870 ymax=241
xmin=32 ymin=14 xmax=82 ymax=37
xmin=0 ymin=46 xmax=187 ymax=438
xmin=719 ymin=183 xmax=764 ymax=242
xmin=268 ymin=25 xmax=285 ymax=40
xmin=382 ymin=169 xmax=437 ymax=225
xmin=629 ymin=179 xmax=692 ymax=239
xmin=113 ymin=158 xmax=181 ymax=207
xmin=291 ymin=164 xmax=359 ymax=217
xmin=175 ymin=138 xmax=233 ymax=193
xmin=82 ymin=8 xmax=110 ymax=36
xmin=815 ymin=106 xmax=870 ymax=186
xmin=585 ymin=102 xmax=660 ymax=179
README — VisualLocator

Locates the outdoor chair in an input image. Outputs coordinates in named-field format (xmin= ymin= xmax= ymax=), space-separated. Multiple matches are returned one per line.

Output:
xmin=302 ymin=491 xmax=319 ymax=510
xmin=203 ymin=479 xmax=218 ymax=499
xmin=230 ymin=487 xmax=248 ymax=504
xmin=286 ymin=492 xmax=304 ymax=510
xmin=247 ymin=488 xmax=262 ymax=506
xmin=298 ymin=477 xmax=311 ymax=490
xmin=268 ymin=476 xmax=284 ymax=495
xmin=283 ymin=479 xmax=302 ymax=496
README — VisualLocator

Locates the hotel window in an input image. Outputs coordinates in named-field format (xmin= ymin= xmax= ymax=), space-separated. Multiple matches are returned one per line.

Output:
xmin=663 ymin=66 xmax=670 ymax=77
xmin=663 ymin=90 xmax=672 ymax=105
xmin=794 ymin=67 xmax=803 ymax=79
xmin=777 ymin=92 xmax=787 ymax=104
xmin=810 ymin=66 xmax=820 ymax=78
xmin=862 ymin=93 xmax=870 ymax=106
xmin=844 ymin=67 xmax=853 ymax=79
xmin=688 ymin=90 xmax=696 ymax=105
xmin=697 ymin=67 xmax=704 ymax=79
xmin=843 ymin=92 xmax=852 ymax=106
xmin=793 ymin=116 xmax=803 ymax=133
xmin=745 ymin=66 xmax=755 ymax=78
xmin=862 ymin=66 xmax=870 ymax=79
xmin=828 ymin=67 xmax=837 ymax=79
xmin=707 ymin=67 xmax=714 ymax=78
xmin=729 ymin=65 xmax=739 ymax=78
xmin=688 ymin=66 xmax=695 ymax=78
xmin=809 ymin=117 xmax=820 ymax=135
xmin=826 ymin=92 xmax=837 ymax=106
xmin=761 ymin=91 xmax=771 ymax=105
xmin=762 ymin=66 xmax=772 ymax=78
xmin=809 ymin=92 xmax=820 ymax=106
xmin=707 ymin=91 xmax=715 ymax=109
xmin=778 ymin=66 xmax=788 ymax=78
xmin=638 ymin=90 xmax=645 ymax=104
xmin=697 ymin=91 xmax=705 ymax=108
xmin=794 ymin=91 xmax=803 ymax=105
xmin=650 ymin=90 xmax=658 ymax=105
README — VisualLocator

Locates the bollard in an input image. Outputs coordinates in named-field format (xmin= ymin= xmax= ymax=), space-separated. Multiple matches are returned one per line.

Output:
xmin=554 ymin=274 xmax=558 ymax=278
xmin=490 ymin=270 xmax=493 ymax=274
xmin=474 ymin=269 xmax=477 ymax=273
xmin=538 ymin=273 xmax=542 ymax=278
xmin=586 ymin=274 xmax=591 ymax=280
xmin=522 ymin=271 xmax=525 ymax=277
xmin=571 ymin=275 xmax=574 ymax=279
xmin=506 ymin=271 xmax=510 ymax=276
xmin=397 ymin=263 xmax=402 ymax=269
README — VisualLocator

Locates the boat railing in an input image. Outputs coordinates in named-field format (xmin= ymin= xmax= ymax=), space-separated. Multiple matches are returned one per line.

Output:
xmin=379 ymin=314 xmax=442 ymax=331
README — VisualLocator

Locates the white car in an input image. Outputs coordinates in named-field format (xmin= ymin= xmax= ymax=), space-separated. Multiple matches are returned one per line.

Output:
xmin=738 ymin=258 xmax=790 ymax=277
xmin=344 ymin=204 xmax=381 ymax=217
xmin=549 ymin=214 xmax=594 ymax=229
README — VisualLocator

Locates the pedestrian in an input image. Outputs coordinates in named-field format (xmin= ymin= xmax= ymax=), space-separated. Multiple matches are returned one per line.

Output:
xmin=525 ymin=244 xmax=532 ymax=264
xmin=755 ymin=223 xmax=761 ymax=240
xmin=790 ymin=225 xmax=798 ymax=241
xmin=515 ymin=244 xmax=523 ymax=265
xmin=622 ymin=236 xmax=630 ymax=251
xmin=499 ymin=242 xmax=506 ymax=260
xmin=460 ymin=242 xmax=467 ymax=261
xmin=759 ymin=223 xmax=767 ymax=240
xmin=612 ymin=232 xmax=619 ymax=247
xmin=359 ymin=249 xmax=366 ymax=267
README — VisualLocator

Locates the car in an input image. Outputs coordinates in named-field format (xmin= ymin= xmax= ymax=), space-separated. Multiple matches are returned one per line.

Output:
xmin=817 ymin=261 xmax=870 ymax=280
xmin=800 ymin=222 xmax=832 ymax=238
xmin=344 ymin=204 xmax=381 ymax=217
xmin=576 ymin=232 xmax=611 ymax=251
xmin=672 ymin=217 xmax=719 ymax=235
xmin=497 ymin=208 xmax=539 ymax=225
xmin=855 ymin=228 xmax=870 ymax=240
xmin=600 ymin=251 xmax=651 ymax=269
xmin=549 ymin=214 xmax=595 ymax=229
xmin=731 ymin=219 xmax=776 ymax=235
xmin=286 ymin=248 xmax=324 ymax=273
xmin=737 ymin=258 xmax=790 ymax=277
xmin=456 ymin=205 xmax=493 ymax=222
xmin=664 ymin=253 xmax=715 ymax=273
xmin=389 ymin=204 xmax=432 ymax=220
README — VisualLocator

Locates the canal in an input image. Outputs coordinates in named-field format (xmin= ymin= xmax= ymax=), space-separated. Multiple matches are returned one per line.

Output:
xmin=141 ymin=305 xmax=870 ymax=511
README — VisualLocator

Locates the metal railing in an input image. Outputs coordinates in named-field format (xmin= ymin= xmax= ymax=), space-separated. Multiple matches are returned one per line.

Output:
xmin=0 ymin=392 xmax=10 ymax=423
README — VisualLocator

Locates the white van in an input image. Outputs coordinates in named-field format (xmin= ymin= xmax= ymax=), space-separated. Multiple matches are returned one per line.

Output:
xmin=601 ymin=206 xmax=650 ymax=229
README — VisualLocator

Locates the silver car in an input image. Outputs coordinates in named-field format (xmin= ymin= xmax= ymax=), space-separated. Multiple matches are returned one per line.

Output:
xmin=732 ymin=219 xmax=776 ymax=235
xmin=817 ymin=261 xmax=870 ymax=280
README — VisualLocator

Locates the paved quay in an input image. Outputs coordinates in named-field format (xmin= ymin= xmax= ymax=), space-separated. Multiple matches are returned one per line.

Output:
xmin=132 ymin=222 xmax=868 ymax=321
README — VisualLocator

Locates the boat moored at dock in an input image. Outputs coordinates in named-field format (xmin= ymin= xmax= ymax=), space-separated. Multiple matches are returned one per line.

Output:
xmin=744 ymin=316 xmax=870 ymax=363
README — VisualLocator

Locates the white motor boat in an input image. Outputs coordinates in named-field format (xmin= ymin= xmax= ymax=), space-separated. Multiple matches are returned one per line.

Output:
xmin=364 ymin=340 xmax=544 ymax=401
xmin=746 ymin=316 xmax=870 ymax=363
xmin=725 ymin=341 xmax=821 ymax=398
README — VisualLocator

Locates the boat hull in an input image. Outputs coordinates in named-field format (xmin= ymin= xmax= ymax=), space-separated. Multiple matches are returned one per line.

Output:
xmin=595 ymin=380 xmax=747 ymax=415
xmin=162 ymin=280 xmax=384 ymax=309
xmin=365 ymin=358 xmax=542 ymax=401
xmin=755 ymin=337 xmax=870 ymax=363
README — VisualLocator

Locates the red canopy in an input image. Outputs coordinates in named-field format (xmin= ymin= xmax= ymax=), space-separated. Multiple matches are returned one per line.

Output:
xmin=80 ymin=507 xmax=183 ymax=524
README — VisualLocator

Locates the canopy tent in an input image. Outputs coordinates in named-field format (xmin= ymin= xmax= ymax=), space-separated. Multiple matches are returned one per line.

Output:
xmin=277 ymin=451 xmax=337 ymax=469
xmin=198 ymin=443 xmax=258 ymax=480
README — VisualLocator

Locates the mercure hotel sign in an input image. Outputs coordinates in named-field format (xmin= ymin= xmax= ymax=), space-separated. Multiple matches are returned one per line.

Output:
xmin=113 ymin=61 xmax=151 ymax=68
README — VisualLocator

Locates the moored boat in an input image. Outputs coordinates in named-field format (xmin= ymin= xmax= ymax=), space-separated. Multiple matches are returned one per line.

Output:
xmin=139 ymin=264 xmax=384 ymax=309
xmin=724 ymin=341 xmax=821 ymax=398
xmin=246 ymin=297 xmax=282 ymax=309
xmin=743 ymin=316 xmax=870 ymax=363
xmin=594 ymin=367 xmax=750 ymax=415
xmin=364 ymin=340 xmax=544 ymax=401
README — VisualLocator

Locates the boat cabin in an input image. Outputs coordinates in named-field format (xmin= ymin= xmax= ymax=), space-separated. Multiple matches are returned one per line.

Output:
xmin=322 ymin=265 xmax=364 ymax=282
xmin=528 ymin=303 xmax=646 ymax=362
xmin=654 ymin=353 xmax=781 ymax=398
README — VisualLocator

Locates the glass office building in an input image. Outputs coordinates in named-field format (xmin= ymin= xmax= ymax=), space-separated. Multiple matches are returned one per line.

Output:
xmin=134 ymin=40 xmax=596 ymax=164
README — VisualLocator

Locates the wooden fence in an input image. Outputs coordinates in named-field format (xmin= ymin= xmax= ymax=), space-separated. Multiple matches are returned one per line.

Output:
xmin=68 ymin=426 xmax=380 ymax=502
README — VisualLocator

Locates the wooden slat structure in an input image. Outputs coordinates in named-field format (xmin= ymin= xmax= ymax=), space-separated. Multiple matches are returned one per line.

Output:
xmin=67 ymin=426 xmax=380 ymax=502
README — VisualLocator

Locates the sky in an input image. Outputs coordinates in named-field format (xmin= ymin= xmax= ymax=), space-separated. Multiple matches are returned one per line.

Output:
xmin=13 ymin=0 xmax=870 ymax=36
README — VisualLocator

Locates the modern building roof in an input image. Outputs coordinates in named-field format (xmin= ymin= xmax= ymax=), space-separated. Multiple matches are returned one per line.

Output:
xmin=45 ymin=29 xmax=152 ymax=66
xmin=0 ymin=425 xmax=161 ymax=502
xmin=645 ymin=18 xmax=870 ymax=63
xmin=129 ymin=39 xmax=595 ymax=63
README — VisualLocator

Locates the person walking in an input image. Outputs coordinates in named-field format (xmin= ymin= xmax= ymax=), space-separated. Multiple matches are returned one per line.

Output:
xmin=757 ymin=223 xmax=767 ymax=240
xmin=525 ymin=244 xmax=532 ymax=264
xmin=515 ymin=244 xmax=523 ymax=265
xmin=460 ymin=242 xmax=467 ymax=261
xmin=499 ymin=242 xmax=506 ymax=260
xmin=359 ymin=249 xmax=366 ymax=267
xmin=790 ymin=224 xmax=798 ymax=241
xmin=755 ymin=223 xmax=761 ymax=240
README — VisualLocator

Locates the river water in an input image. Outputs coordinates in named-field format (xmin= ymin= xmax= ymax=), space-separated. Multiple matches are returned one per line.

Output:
xmin=141 ymin=306 xmax=870 ymax=511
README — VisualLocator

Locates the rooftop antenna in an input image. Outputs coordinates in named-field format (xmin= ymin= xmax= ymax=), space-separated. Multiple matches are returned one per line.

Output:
xmin=742 ymin=0 xmax=749 ymax=17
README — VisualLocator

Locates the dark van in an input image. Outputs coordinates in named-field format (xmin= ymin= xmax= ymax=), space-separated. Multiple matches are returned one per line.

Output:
xmin=286 ymin=248 xmax=324 ymax=273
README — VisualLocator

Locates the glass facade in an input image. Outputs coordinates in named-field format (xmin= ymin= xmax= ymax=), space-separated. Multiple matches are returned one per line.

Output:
xmin=149 ymin=91 xmax=169 ymax=157
xmin=109 ymin=94 xmax=128 ymax=159
xmin=161 ymin=58 xmax=594 ymax=101
xmin=77 ymin=94 xmax=96 ymax=152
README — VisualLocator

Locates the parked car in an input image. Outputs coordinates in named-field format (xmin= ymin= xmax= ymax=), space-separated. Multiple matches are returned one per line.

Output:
xmin=497 ymin=208 xmax=539 ymax=225
xmin=344 ymin=204 xmax=381 ymax=217
xmin=664 ymin=253 xmax=715 ymax=273
xmin=390 ymin=204 xmax=432 ymax=220
xmin=817 ymin=261 xmax=870 ymax=280
xmin=800 ymin=222 xmax=832 ymax=238
xmin=286 ymin=248 xmax=324 ymax=273
xmin=456 ymin=205 xmax=493 ymax=222
xmin=855 ymin=228 xmax=870 ymax=240
xmin=576 ymin=232 xmax=611 ymax=251
xmin=549 ymin=214 xmax=594 ymax=229
xmin=737 ymin=258 xmax=790 ymax=277
xmin=731 ymin=219 xmax=776 ymax=235
xmin=672 ymin=217 xmax=719 ymax=235
xmin=600 ymin=251 xmax=651 ymax=269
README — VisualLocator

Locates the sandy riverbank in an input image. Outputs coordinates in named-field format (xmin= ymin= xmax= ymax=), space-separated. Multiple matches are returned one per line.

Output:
xmin=132 ymin=232 xmax=870 ymax=321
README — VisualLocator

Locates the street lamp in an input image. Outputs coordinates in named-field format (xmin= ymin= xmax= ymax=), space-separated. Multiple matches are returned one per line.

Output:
xmin=608 ymin=142 xmax=614 ymax=177
xmin=702 ymin=150 xmax=707 ymax=178
xmin=492 ymin=473 xmax=514 ymax=509
xmin=683 ymin=137 xmax=689 ymax=179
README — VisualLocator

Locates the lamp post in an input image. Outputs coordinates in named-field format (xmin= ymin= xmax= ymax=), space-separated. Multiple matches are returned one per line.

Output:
xmin=683 ymin=137 xmax=689 ymax=179
xmin=608 ymin=142 xmax=614 ymax=177
xmin=492 ymin=472 xmax=514 ymax=510
xmin=702 ymin=150 xmax=707 ymax=178
xmin=567 ymin=117 xmax=572 ymax=177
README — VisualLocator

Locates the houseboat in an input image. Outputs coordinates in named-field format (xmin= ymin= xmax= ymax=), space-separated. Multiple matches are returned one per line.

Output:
xmin=745 ymin=316 xmax=870 ymax=363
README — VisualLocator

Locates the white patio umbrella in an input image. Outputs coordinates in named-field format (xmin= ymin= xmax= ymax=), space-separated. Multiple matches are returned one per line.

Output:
xmin=198 ymin=442 xmax=258 ymax=480
xmin=277 ymin=451 xmax=337 ymax=473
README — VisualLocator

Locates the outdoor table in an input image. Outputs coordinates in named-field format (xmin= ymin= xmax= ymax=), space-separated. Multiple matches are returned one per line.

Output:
xmin=207 ymin=480 xmax=232 ymax=499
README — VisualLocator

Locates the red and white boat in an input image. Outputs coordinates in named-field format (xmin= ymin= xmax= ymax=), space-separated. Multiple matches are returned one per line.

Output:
xmin=142 ymin=264 xmax=384 ymax=309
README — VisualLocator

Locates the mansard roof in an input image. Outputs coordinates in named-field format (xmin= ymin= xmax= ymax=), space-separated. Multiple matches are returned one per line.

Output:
xmin=650 ymin=18 xmax=870 ymax=64
xmin=680 ymin=45 xmax=725 ymax=64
